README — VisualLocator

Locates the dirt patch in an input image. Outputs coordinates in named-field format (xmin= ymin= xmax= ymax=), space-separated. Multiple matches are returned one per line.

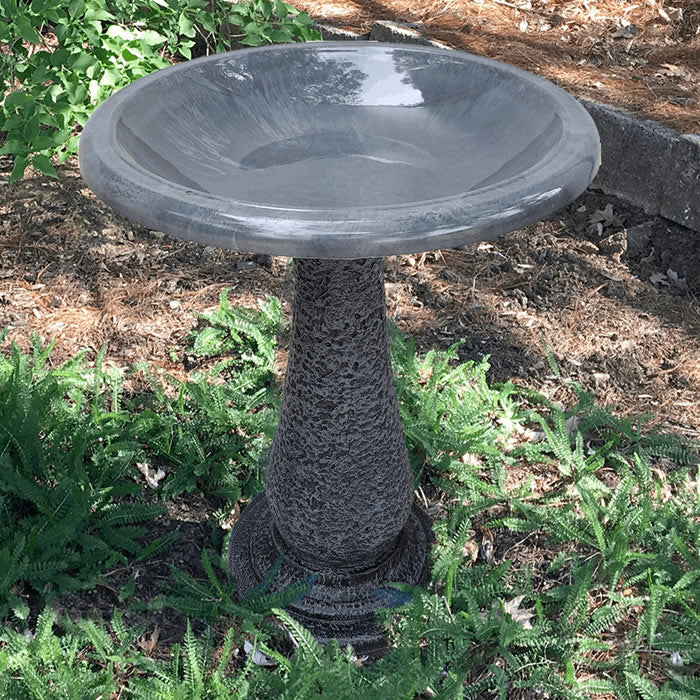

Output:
xmin=0 ymin=160 xmax=284 ymax=378
xmin=297 ymin=0 xmax=700 ymax=133
xmin=1 ymin=160 xmax=698 ymax=438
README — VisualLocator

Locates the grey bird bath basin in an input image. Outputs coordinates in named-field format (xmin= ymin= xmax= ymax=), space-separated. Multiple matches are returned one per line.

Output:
xmin=79 ymin=41 xmax=600 ymax=656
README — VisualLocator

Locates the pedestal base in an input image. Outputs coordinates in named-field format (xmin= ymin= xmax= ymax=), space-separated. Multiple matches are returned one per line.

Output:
xmin=228 ymin=492 xmax=433 ymax=657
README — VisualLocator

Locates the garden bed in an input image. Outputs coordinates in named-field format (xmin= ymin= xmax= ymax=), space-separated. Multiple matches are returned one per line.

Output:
xmin=297 ymin=0 xmax=700 ymax=134
xmin=1 ymin=160 xmax=698 ymax=435
xmin=1 ymin=159 xmax=699 ymax=695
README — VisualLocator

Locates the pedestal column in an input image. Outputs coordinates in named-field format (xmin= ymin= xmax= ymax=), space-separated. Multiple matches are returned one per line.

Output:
xmin=228 ymin=258 xmax=432 ymax=656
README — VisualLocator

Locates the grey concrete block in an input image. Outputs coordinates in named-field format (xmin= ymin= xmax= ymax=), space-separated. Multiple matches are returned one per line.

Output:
xmin=663 ymin=135 xmax=700 ymax=231
xmin=315 ymin=23 xmax=369 ymax=41
xmin=581 ymin=99 xmax=670 ymax=212
xmin=580 ymin=99 xmax=699 ymax=233
xmin=369 ymin=20 xmax=450 ymax=49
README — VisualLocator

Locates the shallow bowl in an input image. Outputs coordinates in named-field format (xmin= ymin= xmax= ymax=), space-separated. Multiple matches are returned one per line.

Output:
xmin=79 ymin=42 xmax=600 ymax=258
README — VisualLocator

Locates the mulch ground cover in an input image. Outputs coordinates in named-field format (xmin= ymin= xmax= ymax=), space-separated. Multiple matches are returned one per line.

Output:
xmin=295 ymin=0 xmax=700 ymax=133
xmin=1 ymin=159 xmax=698 ymax=438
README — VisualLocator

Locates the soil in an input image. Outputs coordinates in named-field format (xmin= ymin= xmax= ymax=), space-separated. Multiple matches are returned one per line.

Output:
xmin=1 ymin=158 xmax=698 ymax=435
xmin=296 ymin=0 xmax=700 ymax=134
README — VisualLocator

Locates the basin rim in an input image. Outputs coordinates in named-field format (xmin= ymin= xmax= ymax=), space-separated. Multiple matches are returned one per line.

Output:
xmin=79 ymin=41 xmax=601 ymax=258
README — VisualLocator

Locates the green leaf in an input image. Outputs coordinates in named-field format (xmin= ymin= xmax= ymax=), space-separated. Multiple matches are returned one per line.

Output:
xmin=0 ymin=140 xmax=26 ymax=155
xmin=192 ymin=327 xmax=228 ymax=356
xmin=2 ymin=114 xmax=24 ymax=130
xmin=30 ymin=0 xmax=56 ymax=13
xmin=83 ymin=8 xmax=114 ymax=21
xmin=31 ymin=131 xmax=67 ymax=150
xmin=294 ymin=11 xmax=314 ymax=25
xmin=8 ymin=594 xmax=30 ymax=620
xmin=3 ymin=90 xmax=33 ymax=110
xmin=178 ymin=12 xmax=196 ymax=38
xmin=241 ymin=26 xmax=264 ymax=46
xmin=274 ymin=0 xmax=289 ymax=19
xmin=177 ymin=42 xmax=193 ymax=59
xmin=70 ymin=51 xmax=96 ymax=72
xmin=9 ymin=155 xmax=30 ymax=183
xmin=258 ymin=0 xmax=272 ymax=18
xmin=106 ymin=24 xmax=133 ymax=40
xmin=22 ymin=114 xmax=40 ymax=143
xmin=15 ymin=15 xmax=42 ymax=44
xmin=100 ymin=68 xmax=121 ymax=87
xmin=198 ymin=12 xmax=216 ymax=33
xmin=139 ymin=29 xmax=167 ymax=45
xmin=270 ymin=27 xmax=293 ymax=43
xmin=118 ymin=576 xmax=136 ymax=602
xmin=227 ymin=12 xmax=246 ymax=26
xmin=121 ymin=45 xmax=143 ymax=61
xmin=67 ymin=0 xmax=84 ymax=19
xmin=49 ymin=47 xmax=70 ymax=67
xmin=32 ymin=153 xmax=57 ymax=178
xmin=37 ymin=111 xmax=58 ymax=128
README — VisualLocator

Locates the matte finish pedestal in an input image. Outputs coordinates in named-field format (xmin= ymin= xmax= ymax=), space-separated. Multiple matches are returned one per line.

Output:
xmin=227 ymin=258 xmax=433 ymax=655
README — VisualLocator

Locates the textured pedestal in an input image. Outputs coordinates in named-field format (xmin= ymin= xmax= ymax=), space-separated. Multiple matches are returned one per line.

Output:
xmin=227 ymin=258 xmax=433 ymax=656
xmin=228 ymin=494 xmax=432 ymax=654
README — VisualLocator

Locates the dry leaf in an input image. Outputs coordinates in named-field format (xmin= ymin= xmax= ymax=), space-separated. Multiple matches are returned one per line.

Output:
xmin=640 ymin=247 xmax=655 ymax=264
xmin=593 ymin=203 xmax=616 ymax=223
xmin=220 ymin=502 xmax=241 ymax=530
xmin=587 ymin=203 xmax=620 ymax=235
xmin=138 ymin=625 xmax=160 ymax=656
xmin=462 ymin=538 xmax=480 ymax=563
xmin=461 ymin=453 xmax=483 ymax=467
xmin=649 ymin=272 xmax=669 ymax=286
xmin=565 ymin=414 xmax=581 ymax=435
xmin=656 ymin=63 xmax=690 ymax=80
xmin=494 ymin=595 xmax=535 ymax=629
xmin=576 ymin=240 xmax=599 ymax=254
xmin=611 ymin=23 xmax=636 ymax=39
xmin=652 ymin=467 xmax=672 ymax=503
xmin=479 ymin=531 xmax=495 ymax=563
xmin=349 ymin=652 xmax=369 ymax=667
xmin=599 ymin=270 xmax=623 ymax=282
xmin=666 ymin=6 xmax=683 ymax=21
xmin=135 ymin=462 xmax=166 ymax=489
xmin=244 ymin=639 xmax=277 ymax=667
xmin=666 ymin=269 xmax=688 ymax=292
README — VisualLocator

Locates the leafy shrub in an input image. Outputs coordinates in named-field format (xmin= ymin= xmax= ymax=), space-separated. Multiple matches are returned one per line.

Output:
xmin=0 ymin=338 xmax=174 ymax=620
xmin=0 ymin=292 xmax=281 ymax=618
xmin=0 ymin=302 xmax=699 ymax=696
xmin=0 ymin=0 xmax=321 ymax=181
xmin=189 ymin=290 xmax=280 ymax=370
xmin=126 ymin=358 xmax=278 ymax=508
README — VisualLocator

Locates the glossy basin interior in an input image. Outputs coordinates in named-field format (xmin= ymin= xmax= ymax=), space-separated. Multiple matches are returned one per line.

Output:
xmin=79 ymin=42 xmax=600 ymax=257
xmin=115 ymin=47 xmax=567 ymax=208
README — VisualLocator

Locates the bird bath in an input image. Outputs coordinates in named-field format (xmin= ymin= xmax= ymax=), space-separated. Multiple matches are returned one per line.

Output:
xmin=79 ymin=41 xmax=600 ymax=656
